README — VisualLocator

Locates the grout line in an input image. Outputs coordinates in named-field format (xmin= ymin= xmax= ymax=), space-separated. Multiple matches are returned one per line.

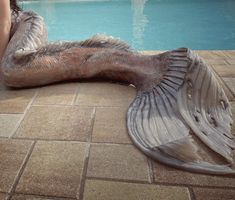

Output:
xmin=9 ymin=137 xmax=134 ymax=146
xmin=221 ymin=78 xmax=235 ymax=99
xmin=10 ymin=192 xmax=77 ymax=200
xmin=71 ymin=85 xmax=80 ymax=105
xmin=0 ymin=113 xmax=22 ymax=116
xmin=86 ymin=176 xmax=149 ymax=185
xmin=85 ymin=177 xmax=235 ymax=190
xmin=0 ymin=112 xmax=24 ymax=114
xmin=8 ymin=141 xmax=37 ymax=196
xmin=9 ymin=91 xmax=39 ymax=138
xmin=152 ymin=181 xmax=235 ymax=190
xmin=150 ymin=160 xmax=156 ymax=183
xmin=187 ymin=186 xmax=197 ymax=200
xmin=225 ymin=59 xmax=232 ymax=65
xmin=30 ymin=104 xmax=130 ymax=108
xmin=78 ymin=143 xmax=91 ymax=200
xmin=147 ymin=158 xmax=154 ymax=184
xmin=89 ymin=108 xmax=96 ymax=143
xmin=209 ymin=65 xmax=235 ymax=100
xmin=77 ymin=106 xmax=96 ymax=200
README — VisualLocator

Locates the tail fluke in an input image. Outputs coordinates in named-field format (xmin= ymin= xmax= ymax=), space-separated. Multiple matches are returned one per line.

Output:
xmin=127 ymin=48 xmax=235 ymax=175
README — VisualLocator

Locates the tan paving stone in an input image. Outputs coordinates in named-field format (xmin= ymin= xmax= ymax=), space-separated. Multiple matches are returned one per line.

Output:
xmin=33 ymin=83 xmax=78 ymax=105
xmin=14 ymin=106 xmax=95 ymax=141
xmin=226 ymin=59 xmax=235 ymax=65
xmin=210 ymin=64 xmax=235 ymax=77
xmin=84 ymin=180 xmax=190 ymax=200
xmin=223 ymin=78 xmax=235 ymax=96
xmin=0 ymin=114 xmax=22 ymax=137
xmin=92 ymin=107 xmax=131 ymax=144
xmin=16 ymin=141 xmax=88 ymax=198
xmin=204 ymin=59 xmax=228 ymax=65
xmin=222 ymin=51 xmax=235 ymax=59
xmin=196 ymin=51 xmax=227 ymax=60
xmin=193 ymin=188 xmax=235 ymax=200
xmin=87 ymin=144 xmax=149 ymax=181
xmin=153 ymin=162 xmax=235 ymax=187
xmin=0 ymin=139 xmax=33 ymax=193
xmin=75 ymin=83 xmax=136 ymax=107
xmin=219 ymin=79 xmax=234 ymax=101
xmin=0 ymin=86 xmax=36 ymax=114
xmin=11 ymin=194 xmax=73 ymax=200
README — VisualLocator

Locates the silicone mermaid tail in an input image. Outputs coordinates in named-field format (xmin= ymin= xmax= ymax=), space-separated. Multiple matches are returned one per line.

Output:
xmin=1 ymin=11 xmax=234 ymax=175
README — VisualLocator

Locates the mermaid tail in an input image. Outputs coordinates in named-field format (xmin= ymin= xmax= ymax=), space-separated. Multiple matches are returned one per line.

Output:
xmin=1 ymin=11 xmax=235 ymax=175
xmin=128 ymin=48 xmax=235 ymax=175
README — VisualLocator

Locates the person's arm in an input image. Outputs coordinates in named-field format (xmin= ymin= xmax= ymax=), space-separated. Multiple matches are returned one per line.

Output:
xmin=0 ymin=0 xmax=11 ymax=62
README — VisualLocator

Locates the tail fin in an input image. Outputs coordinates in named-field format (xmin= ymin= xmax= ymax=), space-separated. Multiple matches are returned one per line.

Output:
xmin=127 ymin=48 xmax=235 ymax=175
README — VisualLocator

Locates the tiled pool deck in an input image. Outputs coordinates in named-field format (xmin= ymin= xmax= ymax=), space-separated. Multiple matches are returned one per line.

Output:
xmin=0 ymin=50 xmax=235 ymax=200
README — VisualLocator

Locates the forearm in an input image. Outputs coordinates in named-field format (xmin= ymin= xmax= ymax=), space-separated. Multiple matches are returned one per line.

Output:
xmin=0 ymin=22 xmax=11 ymax=62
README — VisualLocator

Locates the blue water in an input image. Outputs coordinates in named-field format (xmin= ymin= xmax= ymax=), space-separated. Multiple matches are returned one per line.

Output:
xmin=20 ymin=0 xmax=235 ymax=50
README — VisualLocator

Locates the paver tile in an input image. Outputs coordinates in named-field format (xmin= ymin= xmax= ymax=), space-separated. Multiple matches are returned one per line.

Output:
xmin=75 ymin=83 xmax=136 ymax=107
xmin=153 ymin=162 xmax=235 ymax=187
xmin=222 ymin=51 xmax=235 ymax=58
xmin=193 ymin=188 xmax=235 ymax=200
xmin=226 ymin=59 xmax=235 ymax=64
xmin=16 ymin=141 xmax=88 ymax=198
xmin=223 ymin=78 xmax=235 ymax=96
xmin=83 ymin=179 xmax=190 ymax=200
xmin=11 ymin=194 xmax=74 ymax=200
xmin=87 ymin=144 xmax=149 ymax=181
xmin=0 ymin=139 xmax=32 ymax=192
xmin=33 ymin=83 xmax=78 ymax=105
xmin=195 ymin=51 xmax=227 ymax=59
xmin=210 ymin=64 xmax=235 ymax=77
xmin=219 ymin=79 xmax=234 ymax=101
xmin=14 ymin=106 xmax=95 ymax=141
xmin=0 ymin=86 xmax=36 ymax=114
xmin=0 ymin=114 xmax=22 ymax=137
xmin=204 ymin=59 xmax=228 ymax=65
xmin=92 ymin=107 xmax=131 ymax=144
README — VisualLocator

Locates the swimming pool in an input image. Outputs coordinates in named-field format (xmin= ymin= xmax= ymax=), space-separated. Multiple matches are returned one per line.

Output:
xmin=20 ymin=0 xmax=235 ymax=50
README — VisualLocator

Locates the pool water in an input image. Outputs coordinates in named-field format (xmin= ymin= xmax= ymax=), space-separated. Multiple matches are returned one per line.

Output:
xmin=20 ymin=0 xmax=235 ymax=50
